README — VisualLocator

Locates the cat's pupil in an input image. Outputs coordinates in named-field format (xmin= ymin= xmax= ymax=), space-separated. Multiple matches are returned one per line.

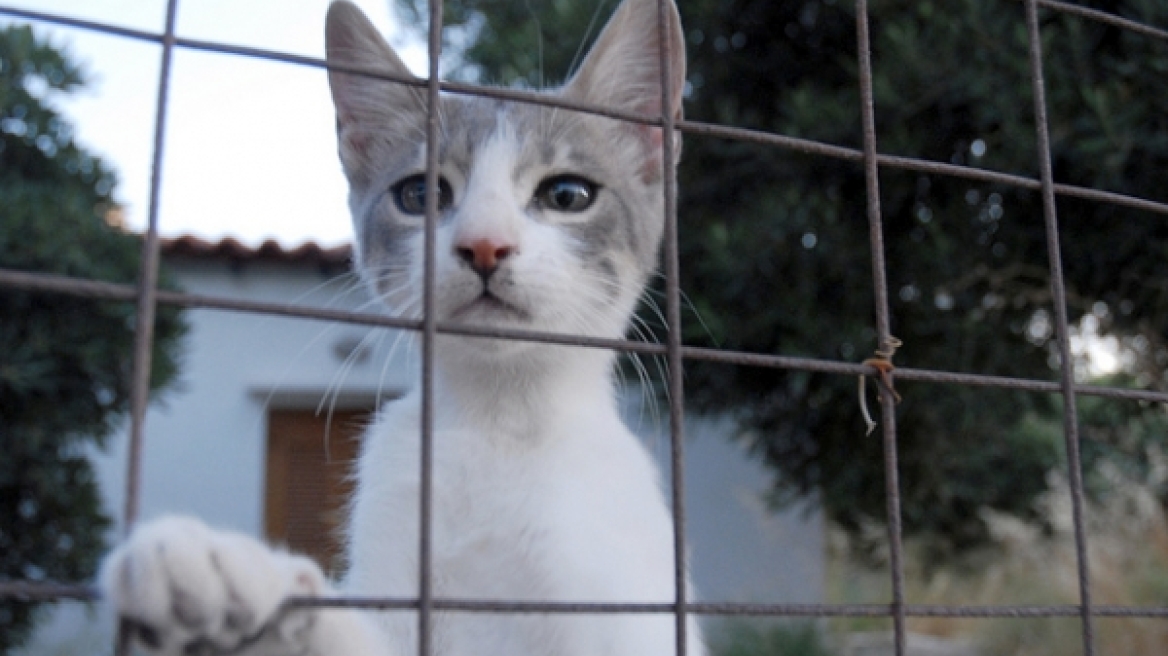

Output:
xmin=393 ymin=175 xmax=452 ymax=215
xmin=537 ymin=176 xmax=597 ymax=213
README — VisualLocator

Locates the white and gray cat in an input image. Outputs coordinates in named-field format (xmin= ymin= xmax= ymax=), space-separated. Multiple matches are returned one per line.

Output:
xmin=100 ymin=0 xmax=701 ymax=654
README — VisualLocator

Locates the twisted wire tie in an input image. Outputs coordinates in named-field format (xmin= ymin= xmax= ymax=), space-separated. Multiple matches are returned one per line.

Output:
xmin=859 ymin=336 xmax=904 ymax=435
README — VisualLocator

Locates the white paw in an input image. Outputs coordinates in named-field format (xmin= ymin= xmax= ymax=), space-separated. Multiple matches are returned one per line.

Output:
xmin=100 ymin=515 xmax=328 ymax=655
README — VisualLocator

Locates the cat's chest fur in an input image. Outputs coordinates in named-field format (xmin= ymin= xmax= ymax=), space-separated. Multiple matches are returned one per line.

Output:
xmin=343 ymin=373 xmax=680 ymax=656
xmin=345 ymin=370 xmax=672 ymax=601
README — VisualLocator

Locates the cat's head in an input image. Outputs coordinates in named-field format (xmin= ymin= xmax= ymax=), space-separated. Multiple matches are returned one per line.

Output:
xmin=325 ymin=0 xmax=684 ymax=362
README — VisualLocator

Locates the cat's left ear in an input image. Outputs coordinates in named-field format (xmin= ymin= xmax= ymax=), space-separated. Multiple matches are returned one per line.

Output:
xmin=562 ymin=0 xmax=686 ymax=178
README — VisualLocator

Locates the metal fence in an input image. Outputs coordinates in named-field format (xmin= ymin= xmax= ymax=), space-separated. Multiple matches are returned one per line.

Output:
xmin=1 ymin=1 xmax=1168 ymax=655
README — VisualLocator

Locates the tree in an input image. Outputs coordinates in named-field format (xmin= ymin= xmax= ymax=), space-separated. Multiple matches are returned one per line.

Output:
xmin=394 ymin=0 xmax=1168 ymax=556
xmin=0 ymin=26 xmax=186 ymax=650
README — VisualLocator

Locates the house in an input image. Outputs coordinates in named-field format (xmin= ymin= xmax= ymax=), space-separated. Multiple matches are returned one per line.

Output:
xmin=20 ymin=236 xmax=824 ymax=653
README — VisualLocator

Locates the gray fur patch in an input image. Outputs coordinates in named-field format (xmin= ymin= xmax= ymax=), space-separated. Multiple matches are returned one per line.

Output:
xmin=504 ymin=99 xmax=663 ymax=273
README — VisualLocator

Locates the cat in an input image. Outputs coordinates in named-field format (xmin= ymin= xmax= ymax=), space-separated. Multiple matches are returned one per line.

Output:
xmin=99 ymin=0 xmax=700 ymax=654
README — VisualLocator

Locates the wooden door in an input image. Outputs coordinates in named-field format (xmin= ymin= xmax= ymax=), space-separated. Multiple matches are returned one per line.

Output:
xmin=265 ymin=409 xmax=367 ymax=575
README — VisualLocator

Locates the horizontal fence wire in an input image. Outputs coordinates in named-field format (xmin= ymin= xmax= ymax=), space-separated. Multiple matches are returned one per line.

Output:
xmin=3 ymin=266 xmax=1168 ymax=405
xmin=2 ymin=2 xmax=1168 ymax=655
xmin=6 ymin=580 xmax=1168 ymax=620
xmin=2 ymin=5 xmax=1168 ymax=220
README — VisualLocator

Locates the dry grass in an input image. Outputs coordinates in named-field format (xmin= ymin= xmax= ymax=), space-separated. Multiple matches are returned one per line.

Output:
xmin=826 ymin=472 xmax=1168 ymax=655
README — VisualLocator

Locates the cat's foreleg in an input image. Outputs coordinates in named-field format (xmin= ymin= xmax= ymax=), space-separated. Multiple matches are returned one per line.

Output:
xmin=100 ymin=515 xmax=387 ymax=656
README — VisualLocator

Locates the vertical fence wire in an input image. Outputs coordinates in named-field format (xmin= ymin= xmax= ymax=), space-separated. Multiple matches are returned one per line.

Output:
xmin=853 ymin=1 xmax=908 ymax=654
xmin=115 ymin=4 xmax=181 ymax=654
xmin=653 ymin=1 xmax=688 ymax=655
xmin=1023 ymin=1 xmax=1096 ymax=653
xmin=419 ymin=0 xmax=446 ymax=654
xmin=121 ymin=0 xmax=180 ymax=537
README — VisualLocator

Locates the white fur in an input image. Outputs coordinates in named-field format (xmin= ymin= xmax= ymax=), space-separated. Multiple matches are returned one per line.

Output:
xmin=344 ymin=352 xmax=696 ymax=656
xmin=99 ymin=0 xmax=700 ymax=654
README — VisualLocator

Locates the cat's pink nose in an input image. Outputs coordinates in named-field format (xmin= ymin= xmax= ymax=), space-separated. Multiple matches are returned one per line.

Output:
xmin=456 ymin=237 xmax=515 ymax=278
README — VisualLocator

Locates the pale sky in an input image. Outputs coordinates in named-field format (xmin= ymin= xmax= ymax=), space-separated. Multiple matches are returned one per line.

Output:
xmin=2 ymin=0 xmax=429 ymax=247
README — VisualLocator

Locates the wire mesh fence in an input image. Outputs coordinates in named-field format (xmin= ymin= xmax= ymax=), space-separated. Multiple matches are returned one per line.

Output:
xmin=1 ymin=1 xmax=1168 ymax=655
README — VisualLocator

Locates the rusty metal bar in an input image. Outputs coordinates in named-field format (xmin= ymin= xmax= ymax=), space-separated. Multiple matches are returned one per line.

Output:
xmin=1030 ymin=0 xmax=1168 ymax=42
xmin=854 ymin=1 xmax=907 ymax=654
xmin=1024 ymin=0 xmax=1096 ymax=653
xmin=115 ymin=3 xmax=180 ymax=654
xmin=653 ymin=1 xmax=689 ymax=655
xmin=9 ymin=579 xmax=1168 ymax=620
xmin=5 ymin=267 xmax=1168 ymax=407
xmin=4 ymin=6 xmax=1167 ymax=220
xmin=416 ymin=0 xmax=445 ymax=654
xmin=122 ymin=0 xmax=178 ymax=536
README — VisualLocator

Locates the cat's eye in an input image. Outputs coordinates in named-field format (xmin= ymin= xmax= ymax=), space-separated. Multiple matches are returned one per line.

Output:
xmin=535 ymin=176 xmax=598 ymax=213
xmin=393 ymin=175 xmax=453 ymax=215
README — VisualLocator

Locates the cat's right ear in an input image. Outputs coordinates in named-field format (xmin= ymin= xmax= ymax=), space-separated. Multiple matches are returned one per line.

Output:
xmin=326 ymin=1 xmax=423 ymax=183
xmin=562 ymin=0 xmax=686 ymax=182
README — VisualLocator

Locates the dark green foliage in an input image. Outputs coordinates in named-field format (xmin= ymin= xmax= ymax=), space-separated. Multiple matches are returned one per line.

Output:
xmin=398 ymin=0 xmax=1168 ymax=556
xmin=711 ymin=620 xmax=836 ymax=656
xmin=1075 ymin=374 xmax=1168 ymax=503
xmin=0 ymin=25 xmax=186 ymax=650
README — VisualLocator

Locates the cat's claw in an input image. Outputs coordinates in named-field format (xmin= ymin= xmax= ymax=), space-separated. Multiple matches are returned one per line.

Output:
xmin=100 ymin=515 xmax=332 ymax=656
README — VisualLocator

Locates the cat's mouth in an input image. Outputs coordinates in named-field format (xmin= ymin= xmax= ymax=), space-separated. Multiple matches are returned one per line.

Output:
xmin=451 ymin=292 xmax=531 ymax=323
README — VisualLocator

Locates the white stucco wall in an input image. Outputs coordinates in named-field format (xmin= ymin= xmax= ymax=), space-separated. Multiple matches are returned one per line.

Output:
xmin=92 ymin=257 xmax=414 ymax=539
xmin=20 ymin=254 xmax=823 ymax=654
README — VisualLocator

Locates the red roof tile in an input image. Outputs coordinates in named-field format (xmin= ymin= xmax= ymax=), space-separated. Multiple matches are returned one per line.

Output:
xmin=161 ymin=235 xmax=352 ymax=266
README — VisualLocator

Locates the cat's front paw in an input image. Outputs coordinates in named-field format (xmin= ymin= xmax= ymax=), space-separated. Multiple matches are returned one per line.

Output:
xmin=100 ymin=515 xmax=327 ymax=655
